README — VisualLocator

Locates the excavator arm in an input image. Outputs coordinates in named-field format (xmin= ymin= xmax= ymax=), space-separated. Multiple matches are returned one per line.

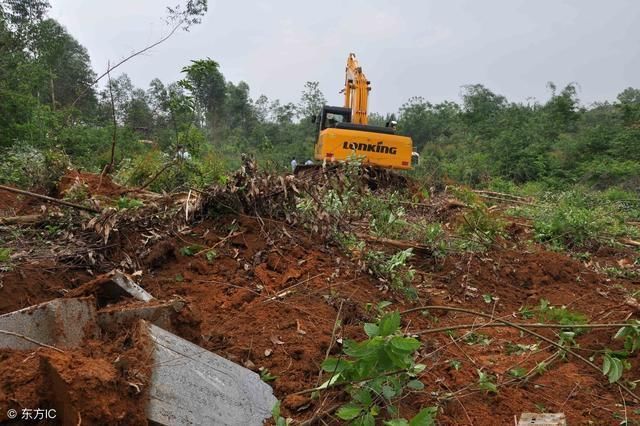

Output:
xmin=343 ymin=53 xmax=370 ymax=125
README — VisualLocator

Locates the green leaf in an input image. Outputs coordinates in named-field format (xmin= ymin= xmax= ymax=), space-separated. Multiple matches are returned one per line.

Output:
xmin=336 ymin=404 xmax=363 ymax=420
xmin=271 ymin=400 xmax=281 ymax=419
xmin=409 ymin=407 xmax=437 ymax=426
xmin=382 ymin=384 xmax=396 ymax=399
xmin=358 ymin=413 xmax=376 ymax=426
xmin=603 ymin=354 xmax=625 ymax=383
xmin=378 ymin=311 xmax=401 ymax=336
xmin=407 ymin=379 xmax=425 ymax=390
xmin=321 ymin=358 xmax=349 ymax=373
xmin=384 ymin=420 xmax=410 ymax=426
xmin=364 ymin=323 xmax=379 ymax=337
xmin=390 ymin=336 xmax=421 ymax=352
xmin=352 ymin=389 xmax=373 ymax=406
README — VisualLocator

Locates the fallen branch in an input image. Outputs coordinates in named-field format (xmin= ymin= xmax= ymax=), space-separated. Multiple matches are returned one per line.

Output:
xmin=0 ymin=214 xmax=45 ymax=225
xmin=0 ymin=330 xmax=65 ymax=353
xmin=400 ymin=305 xmax=640 ymax=402
xmin=472 ymin=190 xmax=530 ymax=201
xmin=0 ymin=185 xmax=100 ymax=213
xmin=354 ymin=232 xmax=431 ymax=252
xmin=414 ymin=321 xmax=636 ymax=335
xmin=620 ymin=238 xmax=640 ymax=247
xmin=475 ymin=194 xmax=537 ymax=206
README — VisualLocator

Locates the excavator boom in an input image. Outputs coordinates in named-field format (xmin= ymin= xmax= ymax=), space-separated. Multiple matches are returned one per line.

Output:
xmin=343 ymin=53 xmax=370 ymax=125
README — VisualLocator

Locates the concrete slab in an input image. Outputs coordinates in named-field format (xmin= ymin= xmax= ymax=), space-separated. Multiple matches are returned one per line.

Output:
xmin=111 ymin=272 xmax=154 ymax=303
xmin=143 ymin=321 xmax=277 ymax=426
xmin=97 ymin=300 xmax=185 ymax=333
xmin=518 ymin=412 xmax=566 ymax=426
xmin=0 ymin=297 xmax=98 ymax=350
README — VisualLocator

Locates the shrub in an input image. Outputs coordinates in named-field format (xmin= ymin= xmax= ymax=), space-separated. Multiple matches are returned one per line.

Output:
xmin=0 ymin=145 xmax=69 ymax=192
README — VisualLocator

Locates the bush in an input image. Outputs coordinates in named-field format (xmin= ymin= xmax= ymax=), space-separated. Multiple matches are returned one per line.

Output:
xmin=0 ymin=145 xmax=69 ymax=193
xmin=514 ymin=190 xmax=638 ymax=250
xmin=114 ymin=148 xmax=227 ymax=192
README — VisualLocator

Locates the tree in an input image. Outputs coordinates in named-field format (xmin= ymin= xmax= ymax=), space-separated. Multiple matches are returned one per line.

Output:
xmin=33 ymin=19 xmax=96 ymax=113
xmin=180 ymin=58 xmax=226 ymax=133
xmin=298 ymin=81 xmax=326 ymax=119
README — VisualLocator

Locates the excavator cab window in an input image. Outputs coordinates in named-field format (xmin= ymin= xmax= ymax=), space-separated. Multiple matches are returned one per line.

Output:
xmin=319 ymin=106 xmax=351 ymax=131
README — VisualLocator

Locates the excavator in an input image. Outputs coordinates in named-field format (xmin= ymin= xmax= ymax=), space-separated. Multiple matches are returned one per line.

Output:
xmin=308 ymin=53 xmax=415 ymax=170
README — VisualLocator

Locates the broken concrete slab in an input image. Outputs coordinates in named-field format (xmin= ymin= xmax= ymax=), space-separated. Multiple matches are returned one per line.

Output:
xmin=518 ymin=412 xmax=566 ymax=426
xmin=142 ymin=321 xmax=277 ymax=426
xmin=111 ymin=271 xmax=154 ymax=302
xmin=0 ymin=297 xmax=98 ymax=350
xmin=97 ymin=299 xmax=185 ymax=333
xmin=67 ymin=271 xmax=154 ymax=306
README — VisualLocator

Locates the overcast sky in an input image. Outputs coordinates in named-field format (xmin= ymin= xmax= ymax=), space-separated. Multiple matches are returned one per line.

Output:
xmin=49 ymin=0 xmax=640 ymax=113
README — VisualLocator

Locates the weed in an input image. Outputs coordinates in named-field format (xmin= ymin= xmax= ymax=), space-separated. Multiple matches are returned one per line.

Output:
xmin=505 ymin=342 xmax=539 ymax=355
xmin=179 ymin=245 xmax=205 ymax=257
xmin=205 ymin=250 xmax=217 ymax=263
xmin=259 ymin=367 xmax=277 ymax=382
xmin=321 ymin=312 xmax=437 ymax=425
xmin=364 ymin=249 xmax=416 ymax=297
xmin=509 ymin=367 xmax=527 ymax=378
xmin=364 ymin=301 xmax=393 ymax=317
xmin=271 ymin=401 xmax=289 ymax=426
xmin=462 ymin=332 xmax=491 ymax=346
xmin=0 ymin=248 xmax=11 ymax=263
xmin=448 ymin=360 xmax=462 ymax=371
xmin=536 ymin=299 xmax=588 ymax=331
xmin=420 ymin=222 xmax=448 ymax=258
xmin=600 ymin=266 xmax=639 ymax=279
xmin=514 ymin=190 xmax=639 ymax=250
xmin=117 ymin=196 xmax=144 ymax=210
xmin=476 ymin=370 xmax=498 ymax=394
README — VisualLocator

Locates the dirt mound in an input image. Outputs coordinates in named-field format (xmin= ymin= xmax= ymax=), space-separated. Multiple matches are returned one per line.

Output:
xmin=59 ymin=170 xmax=124 ymax=198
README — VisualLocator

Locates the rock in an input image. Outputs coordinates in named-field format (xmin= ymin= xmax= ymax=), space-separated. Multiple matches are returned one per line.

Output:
xmin=142 ymin=321 xmax=277 ymax=425
xmin=518 ymin=412 xmax=566 ymax=426
xmin=97 ymin=299 xmax=185 ymax=333
xmin=0 ymin=297 xmax=98 ymax=350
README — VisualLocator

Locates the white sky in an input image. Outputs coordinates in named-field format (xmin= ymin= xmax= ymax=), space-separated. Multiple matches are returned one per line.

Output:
xmin=49 ymin=0 xmax=640 ymax=113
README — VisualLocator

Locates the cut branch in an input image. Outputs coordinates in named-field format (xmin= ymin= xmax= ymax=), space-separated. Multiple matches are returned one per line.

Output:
xmin=0 ymin=185 xmax=100 ymax=213
xmin=0 ymin=214 xmax=45 ymax=225
xmin=0 ymin=330 xmax=65 ymax=353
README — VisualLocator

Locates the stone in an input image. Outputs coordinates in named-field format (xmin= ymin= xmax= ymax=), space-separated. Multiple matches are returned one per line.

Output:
xmin=0 ymin=297 xmax=98 ymax=350
xmin=518 ymin=412 xmax=566 ymax=426
xmin=142 ymin=321 xmax=277 ymax=426
xmin=97 ymin=300 xmax=185 ymax=333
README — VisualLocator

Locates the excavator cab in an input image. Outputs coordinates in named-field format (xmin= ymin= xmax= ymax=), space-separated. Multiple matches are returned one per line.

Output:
xmin=318 ymin=106 xmax=351 ymax=130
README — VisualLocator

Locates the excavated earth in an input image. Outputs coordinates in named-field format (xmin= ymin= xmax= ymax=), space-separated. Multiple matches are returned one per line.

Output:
xmin=0 ymin=170 xmax=639 ymax=425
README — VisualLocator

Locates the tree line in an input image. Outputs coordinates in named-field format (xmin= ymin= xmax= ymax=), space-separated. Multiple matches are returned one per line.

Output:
xmin=1 ymin=0 xmax=639 ymax=192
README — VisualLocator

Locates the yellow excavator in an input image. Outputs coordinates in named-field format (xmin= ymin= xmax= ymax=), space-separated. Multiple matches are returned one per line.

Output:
xmin=311 ymin=53 xmax=415 ymax=170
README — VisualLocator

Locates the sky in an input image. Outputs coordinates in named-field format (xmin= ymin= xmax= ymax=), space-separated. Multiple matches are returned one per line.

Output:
xmin=49 ymin=0 xmax=640 ymax=114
